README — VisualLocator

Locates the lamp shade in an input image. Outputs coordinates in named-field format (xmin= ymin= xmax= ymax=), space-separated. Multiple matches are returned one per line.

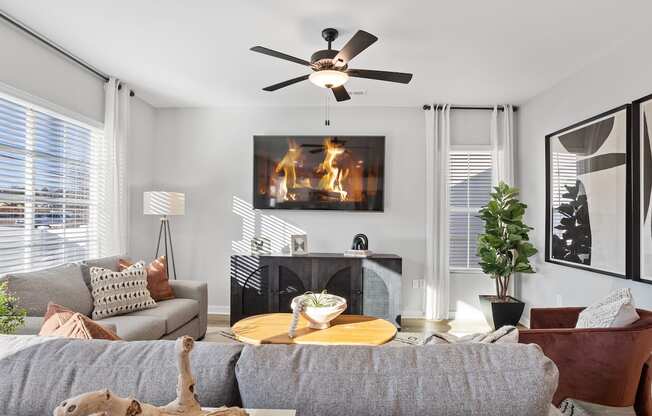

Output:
xmin=143 ymin=191 xmax=185 ymax=216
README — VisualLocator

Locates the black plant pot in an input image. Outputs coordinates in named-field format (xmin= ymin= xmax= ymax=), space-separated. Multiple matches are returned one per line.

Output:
xmin=478 ymin=295 xmax=525 ymax=330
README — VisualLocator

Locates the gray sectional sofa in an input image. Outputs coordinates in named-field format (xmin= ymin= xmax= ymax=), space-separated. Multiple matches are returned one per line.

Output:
xmin=0 ymin=256 xmax=207 ymax=340
xmin=0 ymin=335 xmax=560 ymax=416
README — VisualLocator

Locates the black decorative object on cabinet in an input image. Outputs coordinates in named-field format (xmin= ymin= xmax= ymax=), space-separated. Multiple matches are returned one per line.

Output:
xmin=351 ymin=234 xmax=369 ymax=250
xmin=230 ymin=253 xmax=402 ymax=327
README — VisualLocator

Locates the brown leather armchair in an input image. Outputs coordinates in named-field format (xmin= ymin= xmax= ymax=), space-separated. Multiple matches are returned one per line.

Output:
xmin=519 ymin=307 xmax=652 ymax=415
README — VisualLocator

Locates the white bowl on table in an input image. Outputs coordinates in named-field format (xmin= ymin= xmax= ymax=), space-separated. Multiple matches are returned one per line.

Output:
xmin=290 ymin=294 xmax=347 ymax=330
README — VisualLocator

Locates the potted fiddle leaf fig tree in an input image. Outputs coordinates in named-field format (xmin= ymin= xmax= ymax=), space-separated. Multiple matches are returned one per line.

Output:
xmin=477 ymin=182 xmax=537 ymax=329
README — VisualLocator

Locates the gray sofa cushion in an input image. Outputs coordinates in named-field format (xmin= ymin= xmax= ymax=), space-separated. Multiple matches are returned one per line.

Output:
xmin=0 ymin=335 xmax=243 ymax=416
xmin=162 ymin=317 xmax=201 ymax=340
xmin=96 ymin=315 xmax=167 ymax=341
xmin=236 ymin=343 xmax=559 ymax=416
xmin=80 ymin=256 xmax=121 ymax=289
xmin=128 ymin=298 xmax=199 ymax=334
xmin=0 ymin=263 xmax=93 ymax=316
xmin=13 ymin=316 xmax=43 ymax=335
xmin=169 ymin=280 xmax=208 ymax=338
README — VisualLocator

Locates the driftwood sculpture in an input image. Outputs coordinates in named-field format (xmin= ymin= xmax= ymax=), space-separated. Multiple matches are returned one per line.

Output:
xmin=53 ymin=336 xmax=248 ymax=416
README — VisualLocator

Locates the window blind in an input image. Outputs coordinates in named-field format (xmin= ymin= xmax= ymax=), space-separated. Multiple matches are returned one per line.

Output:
xmin=449 ymin=151 xmax=493 ymax=269
xmin=0 ymin=95 xmax=104 ymax=274
xmin=550 ymin=152 xmax=578 ymax=239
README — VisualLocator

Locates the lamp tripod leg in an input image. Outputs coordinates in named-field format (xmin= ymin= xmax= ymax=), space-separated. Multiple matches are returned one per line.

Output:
xmin=166 ymin=219 xmax=177 ymax=280
xmin=155 ymin=218 xmax=165 ymax=258
xmin=163 ymin=217 xmax=170 ymax=280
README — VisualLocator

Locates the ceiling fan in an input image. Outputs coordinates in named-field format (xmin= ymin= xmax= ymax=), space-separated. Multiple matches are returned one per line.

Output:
xmin=250 ymin=28 xmax=413 ymax=102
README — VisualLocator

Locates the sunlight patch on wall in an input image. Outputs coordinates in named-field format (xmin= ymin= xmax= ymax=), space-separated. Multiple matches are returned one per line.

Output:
xmin=231 ymin=195 xmax=305 ymax=255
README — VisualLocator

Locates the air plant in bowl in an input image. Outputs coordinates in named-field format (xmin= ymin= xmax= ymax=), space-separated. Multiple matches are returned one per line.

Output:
xmin=289 ymin=291 xmax=347 ymax=337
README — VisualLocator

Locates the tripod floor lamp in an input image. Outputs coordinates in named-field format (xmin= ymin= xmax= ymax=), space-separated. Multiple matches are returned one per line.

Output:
xmin=143 ymin=191 xmax=185 ymax=280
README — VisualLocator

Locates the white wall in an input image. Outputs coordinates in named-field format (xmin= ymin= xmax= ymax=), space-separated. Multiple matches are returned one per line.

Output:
xmin=0 ymin=21 xmax=104 ymax=123
xmin=127 ymin=98 xmax=158 ymax=261
xmin=517 ymin=32 xmax=652 ymax=321
xmin=152 ymin=106 xmax=426 ymax=314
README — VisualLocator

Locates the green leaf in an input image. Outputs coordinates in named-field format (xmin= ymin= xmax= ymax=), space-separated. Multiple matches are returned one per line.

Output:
xmin=476 ymin=181 xmax=537 ymax=295
xmin=0 ymin=282 xmax=26 ymax=334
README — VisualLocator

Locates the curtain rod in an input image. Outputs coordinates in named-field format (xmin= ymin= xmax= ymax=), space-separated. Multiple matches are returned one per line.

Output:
xmin=422 ymin=104 xmax=518 ymax=112
xmin=0 ymin=9 xmax=135 ymax=97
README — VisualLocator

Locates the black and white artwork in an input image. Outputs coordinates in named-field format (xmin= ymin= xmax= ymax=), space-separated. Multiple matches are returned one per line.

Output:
xmin=545 ymin=105 xmax=630 ymax=278
xmin=290 ymin=234 xmax=309 ymax=255
xmin=250 ymin=236 xmax=271 ymax=255
xmin=634 ymin=95 xmax=652 ymax=283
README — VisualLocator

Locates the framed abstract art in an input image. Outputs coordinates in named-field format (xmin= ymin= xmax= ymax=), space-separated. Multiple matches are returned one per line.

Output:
xmin=632 ymin=94 xmax=652 ymax=284
xmin=545 ymin=105 xmax=631 ymax=278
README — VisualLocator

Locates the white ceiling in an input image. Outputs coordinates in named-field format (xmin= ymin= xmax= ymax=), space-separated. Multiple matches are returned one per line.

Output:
xmin=2 ymin=0 xmax=651 ymax=108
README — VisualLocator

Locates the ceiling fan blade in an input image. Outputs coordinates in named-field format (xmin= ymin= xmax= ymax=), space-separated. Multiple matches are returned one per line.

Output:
xmin=262 ymin=75 xmax=310 ymax=91
xmin=348 ymin=69 xmax=413 ymax=84
xmin=250 ymin=46 xmax=312 ymax=67
xmin=333 ymin=30 xmax=378 ymax=65
xmin=331 ymin=85 xmax=351 ymax=102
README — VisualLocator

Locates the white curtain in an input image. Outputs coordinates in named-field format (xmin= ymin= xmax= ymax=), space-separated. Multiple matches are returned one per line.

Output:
xmin=425 ymin=104 xmax=451 ymax=320
xmin=98 ymin=77 xmax=129 ymax=256
xmin=490 ymin=105 xmax=515 ymax=185
xmin=490 ymin=104 xmax=516 ymax=296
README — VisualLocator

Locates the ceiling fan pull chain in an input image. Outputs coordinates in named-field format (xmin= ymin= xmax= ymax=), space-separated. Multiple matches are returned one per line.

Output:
xmin=324 ymin=91 xmax=330 ymax=126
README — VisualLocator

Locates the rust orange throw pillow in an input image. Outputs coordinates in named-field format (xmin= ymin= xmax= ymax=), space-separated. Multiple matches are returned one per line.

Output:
xmin=119 ymin=256 xmax=175 ymax=301
xmin=39 ymin=303 xmax=121 ymax=340
xmin=38 ymin=302 xmax=75 ymax=336
xmin=53 ymin=313 xmax=121 ymax=340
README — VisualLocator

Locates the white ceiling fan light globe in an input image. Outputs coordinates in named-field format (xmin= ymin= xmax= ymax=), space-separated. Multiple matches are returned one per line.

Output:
xmin=309 ymin=70 xmax=349 ymax=89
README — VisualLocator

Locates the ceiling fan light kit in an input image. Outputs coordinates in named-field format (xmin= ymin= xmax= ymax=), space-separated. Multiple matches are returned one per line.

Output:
xmin=309 ymin=70 xmax=349 ymax=89
xmin=250 ymin=28 xmax=413 ymax=102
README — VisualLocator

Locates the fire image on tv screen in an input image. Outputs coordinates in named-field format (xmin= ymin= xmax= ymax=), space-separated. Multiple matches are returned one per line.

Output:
xmin=253 ymin=135 xmax=384 ymax=211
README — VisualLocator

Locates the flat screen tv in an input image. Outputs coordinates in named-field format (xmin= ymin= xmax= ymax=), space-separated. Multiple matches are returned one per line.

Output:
xmin=253 ymin=135 xmax=385 ymax=211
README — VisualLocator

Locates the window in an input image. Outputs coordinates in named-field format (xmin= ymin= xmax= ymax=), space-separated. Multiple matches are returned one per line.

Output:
xmin=0 ymin=94 xmax=103 ymax=274
xmin=550 ymin=151 xmax=578 ymax=241
xmin=449 ymin=151 xmax=493 ymax=269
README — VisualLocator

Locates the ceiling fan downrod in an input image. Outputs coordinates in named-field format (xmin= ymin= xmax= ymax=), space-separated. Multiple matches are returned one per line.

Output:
xmin=322 ymin=28 xmax=338 ymax=51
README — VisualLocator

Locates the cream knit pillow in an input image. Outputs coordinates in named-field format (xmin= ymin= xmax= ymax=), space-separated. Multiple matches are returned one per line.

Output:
xmin=90 ymin=262 xmax=156 ymax=320
xmin=575 ymin=288 xmax=639 ymax=328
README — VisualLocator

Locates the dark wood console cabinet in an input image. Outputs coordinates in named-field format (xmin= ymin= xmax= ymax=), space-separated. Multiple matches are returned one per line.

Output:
xmin=230 ymin=253 xmax=402 ymax=326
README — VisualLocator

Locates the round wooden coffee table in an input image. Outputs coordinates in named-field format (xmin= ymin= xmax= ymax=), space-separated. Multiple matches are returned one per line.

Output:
xmin=231 ymin=313 xmax=397 ymax=346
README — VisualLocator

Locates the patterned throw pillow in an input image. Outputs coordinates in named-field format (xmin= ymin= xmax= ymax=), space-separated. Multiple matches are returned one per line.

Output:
xmin=118 ymin=256 xmax=175 ymax=301
xmin=576 ymin=288 xmax=640 ymax=328
xmin=90 ymin=263 xmax=156 ymax=320
xmin=559 ymin=398 xmax=636 ymax=416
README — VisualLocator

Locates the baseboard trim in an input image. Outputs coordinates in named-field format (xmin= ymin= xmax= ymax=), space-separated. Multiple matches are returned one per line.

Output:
xmin=401 ymin=310 xmax=425 ymax=319
xmin=207 ymin=305 xmax=229 ymax=315
xmin=401 ymin=310 xmax=458 ymax=320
